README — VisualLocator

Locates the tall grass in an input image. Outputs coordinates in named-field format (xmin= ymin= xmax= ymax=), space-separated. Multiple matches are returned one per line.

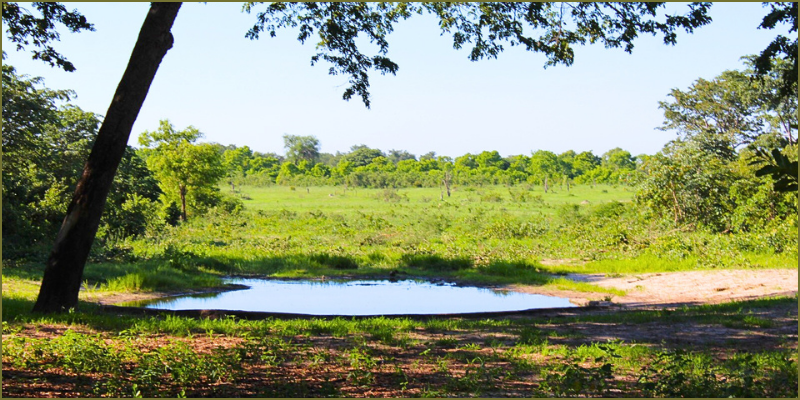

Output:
xmin=3 ymin=184 xmax=794 ymax=299
xmin=123 ymin=184 xmax=793 ymax=282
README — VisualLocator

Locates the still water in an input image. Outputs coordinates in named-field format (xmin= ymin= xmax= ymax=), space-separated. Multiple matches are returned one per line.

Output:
xmin=129 ymin=278 xmax=576 ymax=315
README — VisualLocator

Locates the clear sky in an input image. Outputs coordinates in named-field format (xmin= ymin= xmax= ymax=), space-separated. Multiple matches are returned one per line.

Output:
xmin=2 ymin=2 xmax=789 ymax=159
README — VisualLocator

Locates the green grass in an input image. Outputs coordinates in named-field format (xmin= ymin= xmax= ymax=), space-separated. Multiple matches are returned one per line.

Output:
xmin=1 ymin=181 xmax=793 ymax=330
xmin=238 ymin=184 xmax=633 ymax=215
xmin=108 ymin=184 xmax=792 ymax=290
xmin=3 ymin=294 xmax=796 ymax=397
xmin=6 ymin=183 xmax=793 ymax=300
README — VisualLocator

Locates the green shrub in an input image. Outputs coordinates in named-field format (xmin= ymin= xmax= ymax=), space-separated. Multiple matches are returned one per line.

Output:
xmin=161 ymin=201 xmax=182 ymax=226
xmin=590 ymin=200 xmax=627 ymax=218
xmin=480 ymin=192 xmax=503 ymax=202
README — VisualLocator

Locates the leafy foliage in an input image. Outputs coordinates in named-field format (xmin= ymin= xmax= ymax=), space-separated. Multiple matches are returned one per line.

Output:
xmin=244 ymin=2 xmax=712 ymax=107
xmin=659 ymin=58 xmax=797 ymax=147
xmin=636 ymin=139 xmax=737 ymax=230
xmin=753 ymin=2 xmax=797 ymax=98
xmin=640 ymin=58 xmax=798 ymax=231
xmin=1 ymin=65 xmax=162 ymax=254
xmin=2 ymin=2 xmax=94 ymax=71
xmin=750 ymin=143 xmax=798 ymax=192
xmin=282 ymin=134 xmax=320 ymax=165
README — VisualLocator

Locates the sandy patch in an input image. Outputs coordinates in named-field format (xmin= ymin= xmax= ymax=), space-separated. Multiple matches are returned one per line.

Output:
xmin=511 ymin=268 xmax=797 ymax=308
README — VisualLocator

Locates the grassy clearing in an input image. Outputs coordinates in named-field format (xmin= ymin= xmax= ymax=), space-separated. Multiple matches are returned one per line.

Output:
xmin=3 ymin=184 xmax=793 ymax=303
xmin=6 ymin=184 xmax=782 ymax=296
xmin=3 ymin=184 xmax=796 ymax=397
xmin=186 ymin=185 xmax=794 ymax=277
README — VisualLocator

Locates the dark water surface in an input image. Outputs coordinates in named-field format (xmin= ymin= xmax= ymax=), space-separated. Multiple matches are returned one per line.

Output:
xmin=128 ymin=278 xmax=576 ymax=315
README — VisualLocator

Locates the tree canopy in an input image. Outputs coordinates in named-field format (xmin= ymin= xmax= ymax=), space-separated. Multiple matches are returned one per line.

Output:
xmin=2 ymin=64 xmax=162 ymax=252
xmin=659 ymin=57 xmax=798 ymax=191
xmin=243 ymin=2 xmax=713 ymax=107
xmin=659 ymin=57 xmax=797 ymax=147
xmin=1 ymin=2 xmax=94 ymax=72
xmin=752 ymin=2 xmax=797 ymax=98
xmin=282 ymin=134 xmax=321 ymax=165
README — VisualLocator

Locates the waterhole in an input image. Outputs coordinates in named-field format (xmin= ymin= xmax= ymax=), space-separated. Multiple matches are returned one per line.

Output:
xmin=124 ymin=278 xmax=576 ymax=316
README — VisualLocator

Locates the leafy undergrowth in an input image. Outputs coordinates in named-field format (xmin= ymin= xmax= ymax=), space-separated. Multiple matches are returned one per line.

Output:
xmin=2 ymin=296 xmax=797 ymax=398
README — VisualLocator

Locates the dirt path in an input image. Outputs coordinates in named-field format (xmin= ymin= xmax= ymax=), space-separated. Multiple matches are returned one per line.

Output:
xmin=513 ymin=268 xmax=798 ymax=308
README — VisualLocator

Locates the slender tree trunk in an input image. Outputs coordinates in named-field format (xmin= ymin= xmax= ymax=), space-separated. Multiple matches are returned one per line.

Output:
xmin=33 ymin=3 xmax=182 ymax=313
xmin=668 ymin=182 xmax=683 ymax=224
xmin=444 ymin=170 xmax=452 ymax=197
xmin=179 ymin=184 xmax=188 ymax=221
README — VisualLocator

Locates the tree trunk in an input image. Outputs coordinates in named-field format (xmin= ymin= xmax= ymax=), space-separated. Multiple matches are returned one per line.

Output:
xmin=444 ymin=170 xmax=452 ymax=197
xmin=668 ymin=182 xmax=683 ymax=224
xmin=33 ymin=3 xmax=182 ymax=313
xmin=179 ymin=183 xmax=188 ymax=221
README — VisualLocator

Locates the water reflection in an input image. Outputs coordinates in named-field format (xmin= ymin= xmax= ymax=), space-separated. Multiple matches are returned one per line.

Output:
xmin=125 ymin=278 xmax=575 ymax=315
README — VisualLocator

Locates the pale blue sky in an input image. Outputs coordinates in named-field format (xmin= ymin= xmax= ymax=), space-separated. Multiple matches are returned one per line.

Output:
xmin=2 ymin=2 xmax=788 ymax=158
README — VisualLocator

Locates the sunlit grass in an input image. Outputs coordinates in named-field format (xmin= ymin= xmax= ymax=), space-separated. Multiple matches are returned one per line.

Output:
xmin=3 ymin=184 xmax=793 ymax=304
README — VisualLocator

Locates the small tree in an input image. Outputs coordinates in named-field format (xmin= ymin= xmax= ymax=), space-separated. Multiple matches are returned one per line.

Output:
xmin=283 ymin=134 xmax=320 ymax=165
xmin=344 ymin=145 xmax=385 ymax=168
xmin=442 ymin=166 xmax=453 ymax=198
xmin=138 ymin=120 xmax=225 ymax=221
xmin=222 ymin=145 xmax=253 ymax=191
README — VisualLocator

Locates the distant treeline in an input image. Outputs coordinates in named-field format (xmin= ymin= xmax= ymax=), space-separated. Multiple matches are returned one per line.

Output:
xmin=3 ymin=55 xmax=796 ymax=259
xmin=217 ymin=141 xmax=639 ymax=189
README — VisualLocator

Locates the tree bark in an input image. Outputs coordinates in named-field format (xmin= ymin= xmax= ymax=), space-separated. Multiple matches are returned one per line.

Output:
xmin=179 ymin=183 xmax=187 ymax=221
xmin=444 ymin=170 xmax=452 ymax=197
xmin=33 ymin=3 xmax=182 ymax=313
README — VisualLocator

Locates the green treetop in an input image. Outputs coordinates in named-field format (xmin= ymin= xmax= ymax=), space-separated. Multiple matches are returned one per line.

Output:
xmin=139 ymin=120 xmax=225 ymax=221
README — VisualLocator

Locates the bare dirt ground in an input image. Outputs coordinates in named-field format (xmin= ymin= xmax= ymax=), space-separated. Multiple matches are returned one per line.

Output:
xmin=509 ymin=268 xmax=798 ymax=309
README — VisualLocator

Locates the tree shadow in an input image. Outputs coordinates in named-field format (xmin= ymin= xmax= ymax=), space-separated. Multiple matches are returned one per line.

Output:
xmin=398 ymin=254 xmax=473 ymax=271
